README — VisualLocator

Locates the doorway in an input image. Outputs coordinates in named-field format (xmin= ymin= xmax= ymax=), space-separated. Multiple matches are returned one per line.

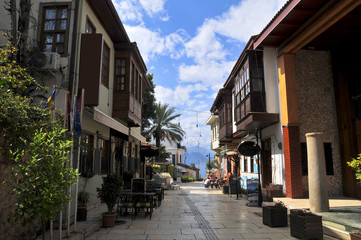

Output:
xmin=261 ymin=138 xmax=272 ymax=187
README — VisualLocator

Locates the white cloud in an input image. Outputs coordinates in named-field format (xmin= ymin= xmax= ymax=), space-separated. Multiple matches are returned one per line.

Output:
xmin=179 ymin=0 xmax=287 ymax=88
xmin=178 ymin=60 xmax=234 ymax=90
xmin=154 ymin=84 xmax=207 ymax=107
xmin=124 ymin=25 xmax=188 ymax=63
xmin=139 ymin=0 xmax=169 ymax=20
xmin=112 ymin=0 xmax=143 ymax=23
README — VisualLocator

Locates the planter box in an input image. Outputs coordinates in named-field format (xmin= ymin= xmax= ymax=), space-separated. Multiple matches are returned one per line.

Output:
xmin=262 ymin=189 xmax=283 ymax=202
xmin=223 ymin=186 xmax=229 ymax=194
xmin=77 ymin=207 xmax=88 ymax=221
xmin=350 ymin=232 xmax=361 ymax=240
xmin=290 ymin=212 xmax=322 ymax=239
xmin=262 ymin=206 xmax=288 ymax=227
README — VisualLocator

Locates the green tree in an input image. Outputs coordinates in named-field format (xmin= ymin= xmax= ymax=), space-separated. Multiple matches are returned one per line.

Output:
xmin=141 ymin=73 xmax=157 ymax=136
xmin=9 ymin=128 xmax=77 ymax=238
xmin=1 ymin=44 xmax=77 ymax=239
xmin=158 ymin=145 xmax=171 ymax=161
xmin=145 ymin=103 xmax=185 ymax=149
xmin=348 ymin=154 xmax=361 ymax=185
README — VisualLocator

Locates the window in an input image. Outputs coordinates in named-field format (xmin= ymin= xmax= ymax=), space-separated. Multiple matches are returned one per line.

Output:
xmin=85 ymin=18 xmax=96 ymax=33
xmin=40 ymin=4 xmax=70 ymax=55
xmin=301 ymin=142 xmax=334 ymax=175
xmin=115 ymin=58 xmax=126 ymax=91
xmin=79 ymin=134 xmax=94 ymax=174
xmin=101 ymin=42 xmax=110 ymax=87
xmin=100 ymin=139 xmax=110 ymax=174
xmin=244 ymin=157 xmax=248 ymax=172
xmin=250 ymin=157 xmax=254 ymax=173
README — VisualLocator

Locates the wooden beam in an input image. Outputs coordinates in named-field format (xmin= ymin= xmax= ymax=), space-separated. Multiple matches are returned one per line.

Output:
xmin=278 ymin=0 xmax=361 ymax=55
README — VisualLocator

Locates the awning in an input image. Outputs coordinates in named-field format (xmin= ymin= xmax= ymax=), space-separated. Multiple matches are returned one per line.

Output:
xmin=94 ymin=108 xmax=128 ymax=135
xmin=130 ymin=128 xmax=146 ymax=142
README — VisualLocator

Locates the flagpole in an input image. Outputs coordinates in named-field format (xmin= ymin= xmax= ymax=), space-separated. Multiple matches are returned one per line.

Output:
xmin=59 ymin=91 xmax=69 ymax=240
xmin=67 ymin=95 xmax=76 ymax=237
xmin=74 ymin=88 xmax=84 ymax=231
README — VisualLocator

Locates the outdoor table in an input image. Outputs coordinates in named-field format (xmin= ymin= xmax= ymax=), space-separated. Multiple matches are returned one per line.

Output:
xmin=118 ymin=192 xmax=155 ymax=220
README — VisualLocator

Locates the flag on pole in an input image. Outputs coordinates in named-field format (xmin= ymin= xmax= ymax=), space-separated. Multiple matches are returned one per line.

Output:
xmin=74 ymin=96 xmax=82 ymax=137
xmin=44 ymin=88 xmax=56 ymax=112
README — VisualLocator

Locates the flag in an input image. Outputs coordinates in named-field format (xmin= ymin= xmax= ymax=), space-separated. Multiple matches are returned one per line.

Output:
xmin=74 ymin=96 xmax=82 ymax=137
xmin=44 ymin=88 xmax=56 ymax=112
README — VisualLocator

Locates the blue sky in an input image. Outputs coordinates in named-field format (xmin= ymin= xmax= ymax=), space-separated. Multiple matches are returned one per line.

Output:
xmin=112 ymin=0 xmax=287 ymax=152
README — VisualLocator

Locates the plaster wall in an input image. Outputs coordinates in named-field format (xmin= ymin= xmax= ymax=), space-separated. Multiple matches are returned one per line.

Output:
xmin=295 ymin=50 xmax=342 ymax=196
xmin=261 ymin=47 xmax=285 ymax=188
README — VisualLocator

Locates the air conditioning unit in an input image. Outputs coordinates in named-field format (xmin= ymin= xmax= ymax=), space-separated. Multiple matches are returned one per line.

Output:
xmin=42 ymin=52 xmax=60 ymax=70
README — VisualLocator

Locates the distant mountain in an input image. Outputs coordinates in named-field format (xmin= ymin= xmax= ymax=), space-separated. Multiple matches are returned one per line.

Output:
xmin=183 ymin=146 xmax=214 ymax=178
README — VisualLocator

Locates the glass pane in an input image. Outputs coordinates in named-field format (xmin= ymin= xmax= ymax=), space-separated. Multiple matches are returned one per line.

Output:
xmin=121 ymin=67 xmax=125 ymax=75
xmin=121 ymin=83 xmax=125 ymax=91
xmin=121 ymin=77 xmax=125 ymax=83
xmin=56 ymin=34 xmax=64 ymax=43
xmin=45 ymin=34 xmax=53 ymax=43
xmin=44 ymin=20 xmax=55 ymax=30
xmin=253 ymin=78 xmax=263 ymax=91
xmin=57 ymin=20 xmax=67 ymax=30
xmin=44 ymin=45 xmax=52 ymax=52
xmin=121 ymin=59 xmax=126 ymax=66
xmin=45 ymin=9 xmax=56 ymax=19
xmin=116 ymin=67 xmax=120 ymax=75
xmin=56 ymin=44 xmax=64 ymax=53
xmin=58 ymin=8 xmax=68 ymax=19
xmin=116 ymin=59 xmax=121 ymax=67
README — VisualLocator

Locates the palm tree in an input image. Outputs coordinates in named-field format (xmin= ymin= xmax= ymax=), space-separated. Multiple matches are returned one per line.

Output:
xmin=146 ymin=103 xmax=185 ymax=149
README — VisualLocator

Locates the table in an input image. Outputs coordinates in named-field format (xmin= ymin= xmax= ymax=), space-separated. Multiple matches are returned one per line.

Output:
xmin=118 ymin=192 xmax=155 ymax=220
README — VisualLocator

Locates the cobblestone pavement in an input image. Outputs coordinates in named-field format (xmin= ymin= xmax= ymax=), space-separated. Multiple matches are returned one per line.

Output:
xmin=87 ymin=182 xmax=296 ymax=240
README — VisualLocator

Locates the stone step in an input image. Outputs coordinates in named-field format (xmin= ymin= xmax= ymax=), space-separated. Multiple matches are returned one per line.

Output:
xmin=323 ymin=224 xmax=352 ymax=240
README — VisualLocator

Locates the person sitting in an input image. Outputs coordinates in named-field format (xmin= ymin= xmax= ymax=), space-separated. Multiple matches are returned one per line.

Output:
xmin=214 ymin=178 xmax=219 ymax=188
xmin=204 ymin=178 xmax=211 ymax=188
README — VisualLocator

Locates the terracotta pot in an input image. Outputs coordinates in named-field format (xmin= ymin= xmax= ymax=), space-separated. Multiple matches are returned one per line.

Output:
xmin=102 ymin=212 xmax=117 ymax=227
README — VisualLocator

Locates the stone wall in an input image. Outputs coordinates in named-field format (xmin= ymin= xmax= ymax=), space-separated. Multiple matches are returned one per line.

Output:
xmin=295 ymin=50 xmax=343 ymax=196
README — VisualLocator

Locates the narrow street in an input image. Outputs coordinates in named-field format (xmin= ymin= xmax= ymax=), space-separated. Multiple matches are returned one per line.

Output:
xmin=87 ymin=182 xmax=294 ymax=240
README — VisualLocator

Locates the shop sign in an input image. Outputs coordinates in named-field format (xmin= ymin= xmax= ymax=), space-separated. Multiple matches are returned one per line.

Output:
xmin=237 ymin=141 xmax=260 ymax=156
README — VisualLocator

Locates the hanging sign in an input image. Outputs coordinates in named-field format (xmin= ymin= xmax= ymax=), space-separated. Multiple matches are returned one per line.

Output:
xmin=237 ymin=141 xmax=260 ymax=156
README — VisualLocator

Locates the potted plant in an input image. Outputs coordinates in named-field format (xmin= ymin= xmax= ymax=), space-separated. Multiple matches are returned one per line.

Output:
xmin=262 ymin=201 xmax=288 ymax=227
xmin=97 ymin=173 xmax=122 ymax=227
xmin=262 ymin=183 xmax=284 ymax=202
xmin=77 ymin=191 xmax=89 ymax=221
xmin=289 ymin=209 xmax=322 ymax=239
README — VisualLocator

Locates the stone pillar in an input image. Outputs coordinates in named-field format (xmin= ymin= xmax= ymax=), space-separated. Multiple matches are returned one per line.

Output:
xmin=306 ymin=132 xmax=329 ymax=212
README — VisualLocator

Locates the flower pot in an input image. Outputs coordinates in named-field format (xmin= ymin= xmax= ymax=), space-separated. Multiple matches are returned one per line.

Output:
xmin=290 ymin=211 xmax=322 ymax=239
xmin=77 ymin=206 xmax=88 ymax=221
xmin=262 ymin=206 xmax=288 ymax=227
xmin=223 ymin=185 xmax=229 ymax=194
xmin=102 ymin=212 xmax=117 ymax=227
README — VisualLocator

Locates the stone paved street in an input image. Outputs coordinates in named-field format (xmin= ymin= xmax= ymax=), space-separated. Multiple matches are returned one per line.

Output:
xmin=87 ymin=182 xmax=295 ymax=240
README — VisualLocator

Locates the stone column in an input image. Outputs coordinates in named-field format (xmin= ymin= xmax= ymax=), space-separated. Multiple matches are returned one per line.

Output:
xmin=306 ymin=132 xmax=329 ymax=212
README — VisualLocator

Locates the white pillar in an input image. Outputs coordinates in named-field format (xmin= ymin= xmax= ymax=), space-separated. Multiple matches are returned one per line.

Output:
xmin=305 ymin=132 xmax=329 ymax=212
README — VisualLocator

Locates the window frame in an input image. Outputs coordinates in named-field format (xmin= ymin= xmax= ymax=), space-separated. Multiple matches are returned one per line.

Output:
xmin=39 ymin=3 xmax=71 ymax=56
xmin=101 ymin=41 xmax=110 ymax=88
xmin=115 ymin=58 xmax=126 ymax=91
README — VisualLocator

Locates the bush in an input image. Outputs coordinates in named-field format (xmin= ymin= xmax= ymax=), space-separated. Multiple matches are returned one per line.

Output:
xmin=181 ymin=176 xmax=194 ymax=182
xmin=348 ymin=154 xmax=361 ymax=185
